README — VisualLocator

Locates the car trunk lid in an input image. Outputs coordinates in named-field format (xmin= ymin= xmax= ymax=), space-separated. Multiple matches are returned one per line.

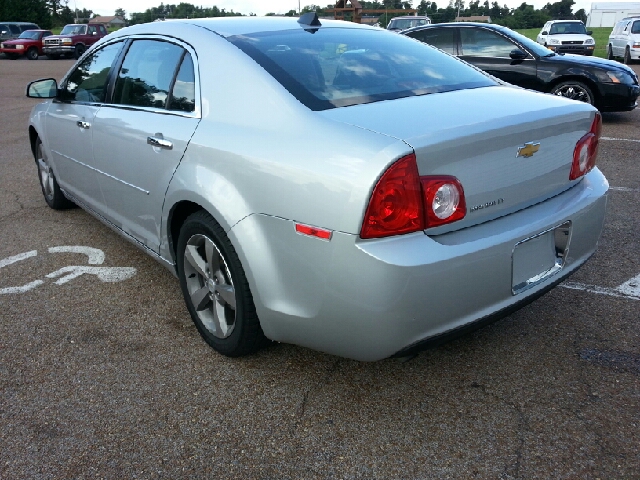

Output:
xmin=319 ymin=85 xmax=597 ymax=234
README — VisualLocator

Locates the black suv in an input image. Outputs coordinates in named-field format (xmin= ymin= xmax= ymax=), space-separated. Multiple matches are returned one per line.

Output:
xmin=403 ymin=23 xmax=639 ymax=112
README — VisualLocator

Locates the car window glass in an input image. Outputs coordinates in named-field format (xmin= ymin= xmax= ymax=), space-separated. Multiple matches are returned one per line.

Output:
xmin=229 ymin=28 xmax=495 ymax=111
xmin=408 ymin=28 xmax=456 ymax=54
xmin=460 ymin=28 xmax=515 ymax=57
xmin=64 ymin=41 xmax=123 ymax=103
xmin=113 ymin=40 xmax=184 ymax=109
xmin=168 ymin=53 xmax=196 ymax=112
xmin=9 ymin=24 xmax=20 ymax=34
xmin=89 ymin=25 xmax=97 ymax=35
xmin=632 ymin=21 xmax=640 ymax=34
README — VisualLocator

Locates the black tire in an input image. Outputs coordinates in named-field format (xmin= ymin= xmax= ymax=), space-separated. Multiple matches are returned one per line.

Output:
xmin=550 ymin=80 xmax=595 ymax=106
xmin=176 ymin=210 xmax=267 ymax=357
xmin=26 ymin=47 xmax=38 ymax=60
xmin=624 ymin=47 xmax=631 ymax=64
xmin=74 ymin=44 xmax=85 ymax=59
xmin=34 ymin=137 xmax=75 ymax=210
xmin=606 ymin=45 xmax=613 ymax=60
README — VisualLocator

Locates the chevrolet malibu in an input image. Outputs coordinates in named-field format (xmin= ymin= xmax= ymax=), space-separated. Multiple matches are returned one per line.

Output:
xmin=26 ymin=15 xmax=608 ymax=361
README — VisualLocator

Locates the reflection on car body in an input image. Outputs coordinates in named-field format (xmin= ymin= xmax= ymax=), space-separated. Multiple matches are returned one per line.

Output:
xmin=27 ymin=15 xmax=608 ymax=361
xmin=403 ymin=22 xmax=640 ymax=112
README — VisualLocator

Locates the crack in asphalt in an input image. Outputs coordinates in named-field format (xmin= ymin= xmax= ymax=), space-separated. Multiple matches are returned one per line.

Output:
xmin=296 ymin=358 xmax=342 ymax=421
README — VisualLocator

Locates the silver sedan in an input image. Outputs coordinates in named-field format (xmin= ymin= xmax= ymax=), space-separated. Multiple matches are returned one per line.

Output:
xmin=26 ymin=15 xmax=608 ymax=361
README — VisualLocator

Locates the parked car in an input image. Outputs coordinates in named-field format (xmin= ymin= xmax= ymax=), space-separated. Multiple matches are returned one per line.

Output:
xmin=42 ymin=23 xmax=108 ymax=59
xmin=26 ymin=15 xmax=608 ymax=361
xmin=0 ymin=29 xmax=52 ymax=60
xmin=607 ymin=16 xmax=640 ymax=64
xmin=403 ymin=23 xmax=639 ymax=112
xmin=0 ymin=21 xmax=39 ymax=44
xmin=536 ymin=20 xmax=595 ymax=56
xmin=387 ymin=15 xmax=430 ymax=31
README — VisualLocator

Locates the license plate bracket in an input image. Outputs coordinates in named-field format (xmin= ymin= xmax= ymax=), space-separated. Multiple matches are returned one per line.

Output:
xmin=512 ymin=221 xmax=572 ymax=295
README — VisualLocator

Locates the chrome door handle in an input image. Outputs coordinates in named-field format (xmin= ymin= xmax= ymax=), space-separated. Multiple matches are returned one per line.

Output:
xmin=77 ymin=121 xmax=90 ymax=129
xmin=147 ymin=136 xmax=173 ymax=150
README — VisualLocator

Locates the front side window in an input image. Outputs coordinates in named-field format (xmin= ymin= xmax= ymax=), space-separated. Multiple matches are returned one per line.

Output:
xmin=64 ymin=41 xmax=123 ymax=102
xmin=113 ymin=40 xmax=185 ymax=109
xmin=460 ymin=28 xmax=515 ymax=57
xmin=407 ymin=28 xmax=456 ymax=55
xmin=632 ymin=21 xmax=640 ymax=34
xmin=228 ymin=27 xmax=495 ymax=110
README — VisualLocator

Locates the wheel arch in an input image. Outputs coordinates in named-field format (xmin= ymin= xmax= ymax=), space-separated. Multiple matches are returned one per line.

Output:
xmin=28 ymin=126 xmax=39 ymax=158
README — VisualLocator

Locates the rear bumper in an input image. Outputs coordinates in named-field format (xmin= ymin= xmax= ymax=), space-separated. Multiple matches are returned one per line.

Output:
xmin=230 ymin=168 xmax=608 ymax=361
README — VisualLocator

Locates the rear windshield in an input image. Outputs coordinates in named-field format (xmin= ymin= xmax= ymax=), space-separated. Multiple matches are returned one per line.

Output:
xmin=228 ymin=27 xmax=495 ymax=111
xmin=388 ymin=18 xmax=430 ymax=30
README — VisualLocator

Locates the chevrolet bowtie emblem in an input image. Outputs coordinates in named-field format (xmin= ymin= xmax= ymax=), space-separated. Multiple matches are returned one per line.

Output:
xmin=516 ymin=142 xmax=540 ymax=158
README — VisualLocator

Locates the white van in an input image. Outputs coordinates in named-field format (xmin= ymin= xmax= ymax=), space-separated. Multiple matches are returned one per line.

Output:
xmin=607 ymin=17 xmax=640 ymax=64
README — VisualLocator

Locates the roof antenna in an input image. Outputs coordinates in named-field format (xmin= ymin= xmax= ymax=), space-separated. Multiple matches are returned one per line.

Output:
xmin=298 ymin=12 xmax=322 ymax=27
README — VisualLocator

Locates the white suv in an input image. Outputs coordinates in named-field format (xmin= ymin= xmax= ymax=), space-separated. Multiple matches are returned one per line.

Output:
xmin=536 ymin=20 xmax=595 ymax=56
xmin=607 ymin=17 xmax=640 ymax=64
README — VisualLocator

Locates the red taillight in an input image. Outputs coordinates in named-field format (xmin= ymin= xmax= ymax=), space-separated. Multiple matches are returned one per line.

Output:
xmin=360 ymin=154 xmax=424 ymax=239
xmin=570 ymin=112 xmax=601 ymax=180
xmin=421 ymin=177 xmax=466 ymax=228
xmin=360 ymin=154 xmax=466 ymax=239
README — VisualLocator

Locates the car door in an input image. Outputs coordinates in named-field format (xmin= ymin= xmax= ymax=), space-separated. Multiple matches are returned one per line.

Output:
xmin=458 ymin=26 xmax=540 ymax=91
xmin=91 ymin=38 xmax=200 ymax=251
xmin=44 ymin=40 xmax=124 ymax=210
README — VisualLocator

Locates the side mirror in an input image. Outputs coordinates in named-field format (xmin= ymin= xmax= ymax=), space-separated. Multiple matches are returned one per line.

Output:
xmin=509 ymin=49 xmax=527 ymax=60
xmin=541 ymin=30 xmax=548 ymax=35
xmin=26 ymin=78 xmax=58 ymax=98
xmin=586 ymin=30 xmax=593 ymax=35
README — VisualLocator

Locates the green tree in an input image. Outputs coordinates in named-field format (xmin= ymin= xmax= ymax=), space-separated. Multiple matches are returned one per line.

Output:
xmin=1 ymin=0 xmax=51 ymax=28
xmin=115 ymin=7 xmax=126 ymax=18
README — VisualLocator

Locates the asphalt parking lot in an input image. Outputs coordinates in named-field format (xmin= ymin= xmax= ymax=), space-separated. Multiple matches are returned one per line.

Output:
xmin=1 ymin=57 xmax=638 ymax=479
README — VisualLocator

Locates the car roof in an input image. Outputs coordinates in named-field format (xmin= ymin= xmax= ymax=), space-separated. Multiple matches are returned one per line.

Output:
xmin=402 ymin=22 xmax=509 ymax=33
xmin=108 ymin=16 xmax=374 ymax=39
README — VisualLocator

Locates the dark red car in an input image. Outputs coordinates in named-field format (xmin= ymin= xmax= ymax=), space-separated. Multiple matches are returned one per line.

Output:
xmin=1 ymin=29 xmax=52 ymax=60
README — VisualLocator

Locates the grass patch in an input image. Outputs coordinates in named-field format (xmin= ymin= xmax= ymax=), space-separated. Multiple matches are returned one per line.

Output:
xmin=516 ymin=26 xmax=613 ymax=58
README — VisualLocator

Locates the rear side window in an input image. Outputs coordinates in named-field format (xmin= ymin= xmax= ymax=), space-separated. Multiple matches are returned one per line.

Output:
xmin=407 ymin=28 xmax=456 ymax=55
xmin=168 ymin=53 xmax=196 ymax=112
xmin=460 ymin=28 xmax=515 ymax=57
xmin=64 ymin=41 xmax=123 ymax=102
xmin=20 ymin=24 xmax=38 ymax=32
xmin=228 ymin=27 xmax=494 ymax=110
xmin=113 ymin=40 xmax=185 ymax=109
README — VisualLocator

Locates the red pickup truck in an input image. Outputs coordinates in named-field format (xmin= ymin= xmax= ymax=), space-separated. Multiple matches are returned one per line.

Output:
xmin=42 ymin=23 xmax=108 ymax=59
xmin=1 ymin=29 xmax=52 ymax=59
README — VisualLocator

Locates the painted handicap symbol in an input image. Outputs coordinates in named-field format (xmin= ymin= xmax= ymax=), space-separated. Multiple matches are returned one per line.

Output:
xmin=0 ymin=246 xmax=136 ymax=294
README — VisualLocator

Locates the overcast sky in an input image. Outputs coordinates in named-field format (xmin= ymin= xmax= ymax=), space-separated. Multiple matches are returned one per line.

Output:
xmin=76 ymin=0 xmax=638 ymax=18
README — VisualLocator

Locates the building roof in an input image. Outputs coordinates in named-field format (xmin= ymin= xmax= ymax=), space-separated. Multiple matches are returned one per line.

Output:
xmin=455 ymin=15 xmax=491 ymax=22
xmin=90 ymin=16 xmax=126 ymax=24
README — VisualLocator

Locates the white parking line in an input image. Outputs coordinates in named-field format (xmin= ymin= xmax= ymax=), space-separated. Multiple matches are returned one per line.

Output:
xmin=561 ymin=274 xmax=640 ymax=301
xmin=601 ymin=137 xmax=640 ymax=143
xmin=609 ymin=186 xmax=637 ymax=192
